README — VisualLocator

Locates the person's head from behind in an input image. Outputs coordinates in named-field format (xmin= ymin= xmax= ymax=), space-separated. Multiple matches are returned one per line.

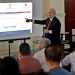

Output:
xmin=0 ymin=58 xmax=4 ymax=74
xmin=44 ymin=44 xmax=62 ymax=69
xmin=39 ymin=38 xmax=51 ymax=50
xmin=48 ymin=8 xmax=56 ymax=18
xmin=2 ymin=56 xmax=19 ymax=75
xmin=18 ymin=43 xmax=31 ymax=59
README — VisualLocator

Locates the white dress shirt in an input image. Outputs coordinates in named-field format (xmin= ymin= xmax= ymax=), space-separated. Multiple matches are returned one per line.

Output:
xmin=48 ymin=18 xmax=53 ymax=34
xmin=34 ymin=48 xmax=62 ymax=72
xmin=34 ymin=48 xmax=49 ymax=72
xmin=62 ymin=51 xmax=75 ymax=74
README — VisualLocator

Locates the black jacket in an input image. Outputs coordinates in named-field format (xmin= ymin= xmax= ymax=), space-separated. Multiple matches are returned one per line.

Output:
xmin=34 ymin=17 xmax=61 ymax=44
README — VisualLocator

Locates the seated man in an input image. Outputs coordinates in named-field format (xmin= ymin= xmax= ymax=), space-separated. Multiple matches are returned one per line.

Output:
xmin=62 ymin=51 xmax=75 ymax=75
xmin=2 ymin=56 xmax=19 ymax=75
xmin=44 ymin=44 xmax=71 ymax=75
xmin=18 ymin=43 xmax=41 ymax=74
xmin=34 ymin=38 xmax=51 ymax=72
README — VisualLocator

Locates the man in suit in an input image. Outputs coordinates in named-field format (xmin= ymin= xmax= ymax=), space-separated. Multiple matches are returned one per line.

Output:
xmin=26 ymin=8 xmax=61 ymax=44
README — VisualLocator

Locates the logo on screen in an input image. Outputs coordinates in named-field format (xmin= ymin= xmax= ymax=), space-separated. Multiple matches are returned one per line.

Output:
xmin=8 ymin=3 xmax=11 ymax=8
xmin=25 ymin=4 xmax=27 ymax=6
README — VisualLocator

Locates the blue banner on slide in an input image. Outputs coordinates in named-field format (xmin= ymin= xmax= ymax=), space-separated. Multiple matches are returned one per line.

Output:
xmin=0 ymin=30 xmax=30 ymax=35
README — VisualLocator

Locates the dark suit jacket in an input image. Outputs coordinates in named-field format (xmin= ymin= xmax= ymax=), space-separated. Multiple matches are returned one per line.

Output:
xmin=34 ymin=17 xmax=61 ymax=44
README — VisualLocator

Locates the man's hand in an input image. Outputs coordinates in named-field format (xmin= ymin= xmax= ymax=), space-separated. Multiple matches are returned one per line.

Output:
xmin=25 ymin=18 xmax=32 ymax=22
xmin=44 ymin=29 xmax=49 ymax=33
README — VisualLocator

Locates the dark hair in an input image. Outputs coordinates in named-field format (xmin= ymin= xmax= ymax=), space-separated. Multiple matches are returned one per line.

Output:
xmin=2 ymin=56 xmax=19 ymax=75
xmin=44 ymin=44 xmax=62 ymax=63
xmin=0 ymin=58 xmax=4 ymax=75
xmin=19 ymin=43 xmax=30 ymax=56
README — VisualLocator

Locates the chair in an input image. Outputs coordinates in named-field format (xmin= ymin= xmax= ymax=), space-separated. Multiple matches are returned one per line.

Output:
xmin=60 ymin=32 xmax=71 ymax=56
xmin=70 ymin=29 xmax=75 ymax=51
xmin=19 ymin=70 xmax=48 ymax=75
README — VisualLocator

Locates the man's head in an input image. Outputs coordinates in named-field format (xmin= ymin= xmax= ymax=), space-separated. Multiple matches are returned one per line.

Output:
xmin=39 ymin=38 xmax=51 ymax=50
xmin=44 ymin=44 xmax=62 ymax=67
xmin=48 ymin=8 xmax=56 ymax=18
xmin=19 ymin=43 xmax=31 ymax=56
xmin=2 ymin=56 xmax=19 ymax=75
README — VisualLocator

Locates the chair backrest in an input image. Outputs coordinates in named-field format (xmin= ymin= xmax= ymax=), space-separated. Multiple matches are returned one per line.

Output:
xmin=72 ymin=29 xmax=75 ymax=42
xmin=20 ymin=70 xmax=48 ymax=75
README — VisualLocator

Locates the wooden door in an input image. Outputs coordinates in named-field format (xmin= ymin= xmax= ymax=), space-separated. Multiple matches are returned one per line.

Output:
xmin=65 ymin=0 xmax=75 ymax=40
xmin=65 ymin=0 xmax=75 ymax=32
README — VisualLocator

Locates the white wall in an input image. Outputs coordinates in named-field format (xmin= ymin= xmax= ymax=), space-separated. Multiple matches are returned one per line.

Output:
xmin=50 ymin=0 xmax=65 ymax=33
xmin=32 ymin=0 xmax=43 ymax=37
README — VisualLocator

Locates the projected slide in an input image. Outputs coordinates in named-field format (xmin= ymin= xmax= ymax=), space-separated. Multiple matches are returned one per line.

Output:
xmin=0 ymin=2 xmax=32 ymax=35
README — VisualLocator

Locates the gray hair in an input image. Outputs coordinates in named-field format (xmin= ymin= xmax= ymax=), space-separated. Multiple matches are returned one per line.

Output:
xmin=39 ymin=38 xmax=51 ymax=49
xmin=49 ymin=8 xmax=56 ymax=14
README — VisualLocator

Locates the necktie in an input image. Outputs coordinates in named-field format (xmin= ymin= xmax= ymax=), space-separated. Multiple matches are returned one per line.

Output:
xmin=43 ymin=19 xmax=51 ymax=37
xmin=47 ymin=19 xmax=51 ymax=30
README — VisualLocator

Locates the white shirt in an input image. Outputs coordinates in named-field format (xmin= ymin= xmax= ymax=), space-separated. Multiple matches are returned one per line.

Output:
xmin=48 ymin=18 xmax=53 ymax=34
xmin=34 ymin=48 xmax=49 ymax=72
xmin=62 ymin=51 xmax=75 ymax=73
xmin=34 ymin=48 xmax=62 ymax=72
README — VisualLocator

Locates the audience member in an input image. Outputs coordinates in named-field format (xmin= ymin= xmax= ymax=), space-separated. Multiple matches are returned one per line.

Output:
xmin=34 ymin=38 xmax=62 ymax=72
xmin=2 ymin=56 xmax=19 ymax=75
xmin=0 ymin=58 xmax=3 ymax=75
xmin=34 ymin=38 xmax=51 ymax=72
xmin=44 ymin=44 xmax=71 ymax=75
xmin=18 ymin=43 xmax=41 ymax=74
xmin=62 ymin=51 xmax=75 ymax=75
